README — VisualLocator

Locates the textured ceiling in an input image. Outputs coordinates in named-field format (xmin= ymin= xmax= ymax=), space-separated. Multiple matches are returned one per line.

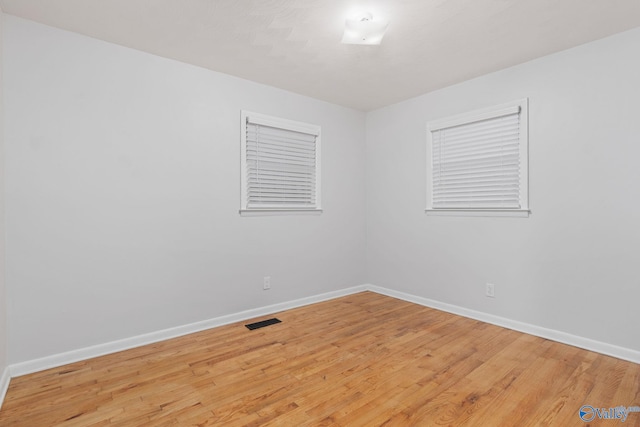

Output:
xmin=2 ymin=0 xmax=640 ymax=111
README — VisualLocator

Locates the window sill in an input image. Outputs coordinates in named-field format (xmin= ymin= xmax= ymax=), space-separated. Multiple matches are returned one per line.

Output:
xmin=425 ymin=209 xmax=530 ymax=218
xmin=240 ymin=209 xmax=323 ymax=217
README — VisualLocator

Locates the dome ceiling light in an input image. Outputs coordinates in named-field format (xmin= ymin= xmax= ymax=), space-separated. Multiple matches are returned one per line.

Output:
xmin=341 ymin=12 xmax=389 ymax=45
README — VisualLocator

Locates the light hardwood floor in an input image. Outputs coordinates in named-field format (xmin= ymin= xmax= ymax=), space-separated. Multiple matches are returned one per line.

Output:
xmin=0 ymin=292 xmax=638 ymax=426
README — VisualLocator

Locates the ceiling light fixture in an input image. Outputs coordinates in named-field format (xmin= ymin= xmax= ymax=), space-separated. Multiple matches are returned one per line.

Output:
xmin=341 ymin=12 xmax=389 ymax=45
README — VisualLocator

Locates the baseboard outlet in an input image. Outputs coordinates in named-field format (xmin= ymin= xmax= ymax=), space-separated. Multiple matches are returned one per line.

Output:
xmin=0 ymin=366 xmax=10 ymax=409
xmin=9 ymin=285 xmax=368 ymax=378
xmin=367 ymin=285 xmax=640 ymax=365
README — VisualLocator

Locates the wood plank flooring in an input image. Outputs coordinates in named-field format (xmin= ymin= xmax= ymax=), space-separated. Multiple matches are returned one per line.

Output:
xmin=1 ymin=292 xmax=638 ymax=426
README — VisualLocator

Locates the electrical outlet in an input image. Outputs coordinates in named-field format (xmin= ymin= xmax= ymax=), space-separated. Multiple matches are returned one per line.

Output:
xmin=263 ymin=276 xmax=271 ymax=290
xmin=486 ymin=283 xmax=495 ymax=298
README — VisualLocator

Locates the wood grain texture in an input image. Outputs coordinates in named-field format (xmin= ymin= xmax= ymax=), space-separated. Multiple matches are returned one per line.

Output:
xmin=0 ymin=292 xmax=638 ymax=426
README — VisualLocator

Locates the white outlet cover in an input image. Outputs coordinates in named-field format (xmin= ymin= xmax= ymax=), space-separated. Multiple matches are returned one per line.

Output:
xmin=486 ymin=283 xmax=495 ymax=298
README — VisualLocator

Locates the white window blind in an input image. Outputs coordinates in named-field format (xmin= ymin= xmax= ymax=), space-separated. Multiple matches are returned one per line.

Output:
xmin=426 ymin=99 xmax=529 ymax=216
xmin=241 ymin=111 xmax=321 ymax=212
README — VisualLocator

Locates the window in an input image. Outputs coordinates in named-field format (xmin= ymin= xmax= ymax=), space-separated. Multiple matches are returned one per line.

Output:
xmin=426 ymin=99 xmax=529 ymax=217
xmin=240 ymin=111 xmax=321 ymax=213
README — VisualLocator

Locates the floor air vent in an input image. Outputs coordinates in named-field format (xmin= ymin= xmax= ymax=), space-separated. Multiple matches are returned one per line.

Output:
xmin=245 ymin=318 xmax=282 ymax=330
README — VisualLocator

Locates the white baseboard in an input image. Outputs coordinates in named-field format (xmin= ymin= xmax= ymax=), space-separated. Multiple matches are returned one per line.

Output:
xmin=367 ymin=285 xmax=640 ymax=365
xmin=6 ymin=282 xmax=639 ymax=387
xmin=9 ymin=285 xmax=368 ymax=378
xmin=0 ymin=365 xmax=10 ymax=409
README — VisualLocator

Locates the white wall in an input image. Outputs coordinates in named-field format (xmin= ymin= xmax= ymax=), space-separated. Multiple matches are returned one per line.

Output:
xmin=0 ymin=9 xmax=8 ymax=379
xmin=4 ymin=13 xmax=640 ymax=368
xmin=3 ymin=16 xmax=367 ymax=363
xmin=366 ymin=27 xmax=640 ymax=352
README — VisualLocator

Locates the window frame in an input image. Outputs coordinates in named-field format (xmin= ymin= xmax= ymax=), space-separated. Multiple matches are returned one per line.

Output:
xmin=240 ymin=110 xmax=322 ymax=215
xmin=425 ymin=99 xmax=529 ymax=217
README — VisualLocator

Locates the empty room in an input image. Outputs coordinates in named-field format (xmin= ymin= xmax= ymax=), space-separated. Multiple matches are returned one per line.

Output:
xmin=0 ymin=0 xmax=639 ymax=425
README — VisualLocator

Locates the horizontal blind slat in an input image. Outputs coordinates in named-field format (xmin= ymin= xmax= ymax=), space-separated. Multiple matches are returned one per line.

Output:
xmin=434 ymin=163 xmax=520 ymax=177
xmin=246 ymin=136 xmax=316 ymax=152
